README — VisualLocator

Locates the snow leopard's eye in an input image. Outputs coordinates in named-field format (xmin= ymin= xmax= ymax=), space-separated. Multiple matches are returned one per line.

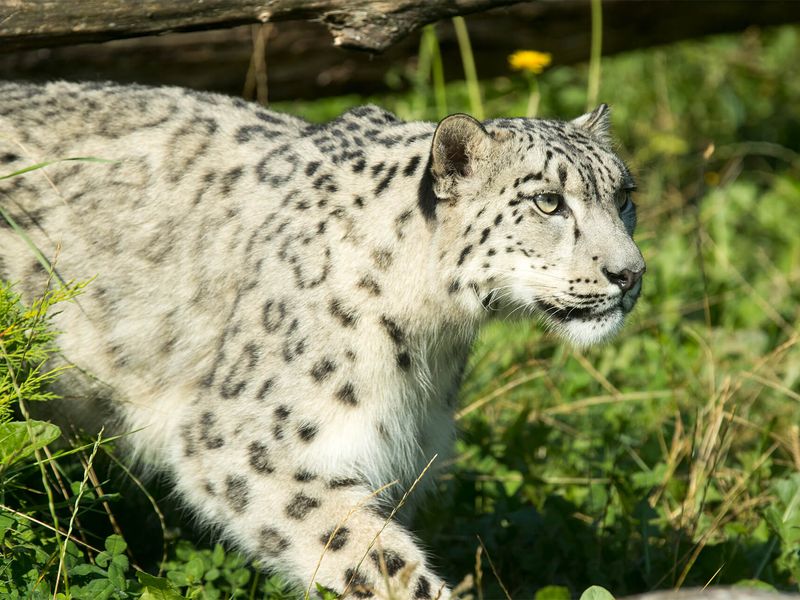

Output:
xmin=616 ymin=188 xmax=635 ymax=213
xmin=616 ymin=189 xmax=638 ymax=234
xmin=532 ymin=192 xmax=565 ymax=215
xmin=618 ymin=196 xmax=632 ymax=214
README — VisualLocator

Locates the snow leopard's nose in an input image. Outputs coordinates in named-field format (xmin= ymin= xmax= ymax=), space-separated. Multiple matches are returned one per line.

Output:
xmin=602 ymin=266 xmax=644 ymax=292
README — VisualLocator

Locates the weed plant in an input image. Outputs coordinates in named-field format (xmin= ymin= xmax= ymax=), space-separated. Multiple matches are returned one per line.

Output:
xmin=2 ymin=21 xmax=799 ymax=600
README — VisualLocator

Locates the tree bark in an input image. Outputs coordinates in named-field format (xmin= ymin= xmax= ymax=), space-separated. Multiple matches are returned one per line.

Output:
xmin=2 ymin=1 xmax=798 ymax=102
xmin=0 ymin=0 xmax=523 ymax=52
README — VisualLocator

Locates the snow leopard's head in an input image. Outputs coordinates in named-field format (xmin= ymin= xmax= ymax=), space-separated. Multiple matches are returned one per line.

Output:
xmin=430 ymin=105 xmax=645 ymax=346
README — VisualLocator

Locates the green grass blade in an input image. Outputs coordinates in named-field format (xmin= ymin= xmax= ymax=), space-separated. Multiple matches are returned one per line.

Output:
xmin=586 ymin=0 xmax=603 ymax=110
xmin=0 ymin=205 xmax=59 ymax=282
xmin=0 ymin=156 xmax=115 ymax=181
xmin=413 ymin=26 xmax=435 ymax=118
xmin=0 ymin=156 xmax=113 ymax=286
xmin=428 ymin=26 xmax=448 ymax=118
xmin=453 ymin=16 xmax=484 ymax=120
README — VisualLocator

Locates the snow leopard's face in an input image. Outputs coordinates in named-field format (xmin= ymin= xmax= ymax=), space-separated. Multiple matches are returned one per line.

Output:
xmin=431 ymin=106 xmax=645 ymax=346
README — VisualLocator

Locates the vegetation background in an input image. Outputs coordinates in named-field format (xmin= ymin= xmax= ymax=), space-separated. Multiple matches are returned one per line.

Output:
xmin=1 ymin=12 xmax=799 ymax=600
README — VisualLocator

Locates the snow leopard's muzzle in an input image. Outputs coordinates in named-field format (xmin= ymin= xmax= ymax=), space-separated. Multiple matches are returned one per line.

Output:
xmin=534 ymin=249 xmax=645 ymax=347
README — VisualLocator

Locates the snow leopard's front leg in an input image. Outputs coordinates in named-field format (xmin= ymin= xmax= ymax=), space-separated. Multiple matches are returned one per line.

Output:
xmin=168 ymin=405 xmax=449 ymax=599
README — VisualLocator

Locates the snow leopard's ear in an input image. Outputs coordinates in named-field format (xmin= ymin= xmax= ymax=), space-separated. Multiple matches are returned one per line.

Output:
xmin=431 ymin=114 xmax=492 ymax=197
xmin=571 ymin=104 xmax=611 ymax=145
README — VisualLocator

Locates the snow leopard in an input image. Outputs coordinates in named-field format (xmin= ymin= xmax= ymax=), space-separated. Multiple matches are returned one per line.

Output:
xmin=0 ymin=80 xmax=645 ymax=599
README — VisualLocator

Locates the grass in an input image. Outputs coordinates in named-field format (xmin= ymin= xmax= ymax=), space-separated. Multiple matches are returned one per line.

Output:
xmin=2 ymin=22 xmax=800 ymax=600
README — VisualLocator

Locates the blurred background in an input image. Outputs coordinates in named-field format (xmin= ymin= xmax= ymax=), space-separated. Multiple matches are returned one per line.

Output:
xmin=1 ymin=1 xmax=799 ymax=598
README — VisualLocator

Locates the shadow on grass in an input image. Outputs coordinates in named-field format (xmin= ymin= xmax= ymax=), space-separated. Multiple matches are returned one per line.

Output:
xmin=419 ymin=468 xmax=793 ymax=599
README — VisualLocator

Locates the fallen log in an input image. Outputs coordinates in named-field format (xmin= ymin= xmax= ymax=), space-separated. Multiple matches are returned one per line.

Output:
xmin=1 ymin=1 xmax=798 ymax=101
xmin=0 ymin=0 xmax=522 ymax=52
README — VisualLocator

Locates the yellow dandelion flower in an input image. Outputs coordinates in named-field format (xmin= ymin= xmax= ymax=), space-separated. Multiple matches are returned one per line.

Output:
xmin=508 ymin=50 xmax=552 ymax=75
xmin=704 ymin=171 xmax=720 ymax=187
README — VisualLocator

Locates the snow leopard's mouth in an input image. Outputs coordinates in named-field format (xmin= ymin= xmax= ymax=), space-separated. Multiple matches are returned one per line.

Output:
xmin=537 ymin=280 xmax=643 ymax=323
xmin=536 ymin=301 xmax=622 ymax=323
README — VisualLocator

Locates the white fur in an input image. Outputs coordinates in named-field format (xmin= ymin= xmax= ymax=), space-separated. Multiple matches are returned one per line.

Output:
xmin=0 ymin=81 xmax=644 ymax=599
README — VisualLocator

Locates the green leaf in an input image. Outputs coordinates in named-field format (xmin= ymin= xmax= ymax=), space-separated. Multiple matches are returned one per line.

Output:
xmin=108 ymin=563 xmax=127 ymax=590
xmin=211 ymin=544 xmax=225 ymax=567
xmin=70 ymin=563 xmax=106 ymax=577
xmin=0 ymin=513 xmax=16 ymax=533
xmin=138 ymin=572 xmax=186 ymax=600
xmin=231 ymin=567 xmax=250 ymax=587
xmin=104 ymin=534 xmax=127 ymax=556
xmin=580 ymin=586 xmax=616 ymax=600
xmin=111 ymin=553 xmax=129 ymax=572
xmin=200 ymin=586 xmax=220 ymax=600
xmin=167 ymin=570 xmax=189 ymax=587
xmin=79 ymin=577 xmax=115 ymax=600
xmin=174 ymin=540 xmax=193 ymax=562
xmin=536 ymin=585 xmax=571 ymax=600
xmin=95 ymin=550 xmax=110 ymax=568
xmin=184 ymin=556 xmax=205 ymax=582
xmin=315 ymin=582 xmax=341 ymax=599
xmin=0 ymin=420 xmax=60 ymax=468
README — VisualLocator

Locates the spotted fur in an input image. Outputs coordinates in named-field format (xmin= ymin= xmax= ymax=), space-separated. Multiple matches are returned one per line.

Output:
xmin=0 ymin=81 xmax=645 ymax=599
